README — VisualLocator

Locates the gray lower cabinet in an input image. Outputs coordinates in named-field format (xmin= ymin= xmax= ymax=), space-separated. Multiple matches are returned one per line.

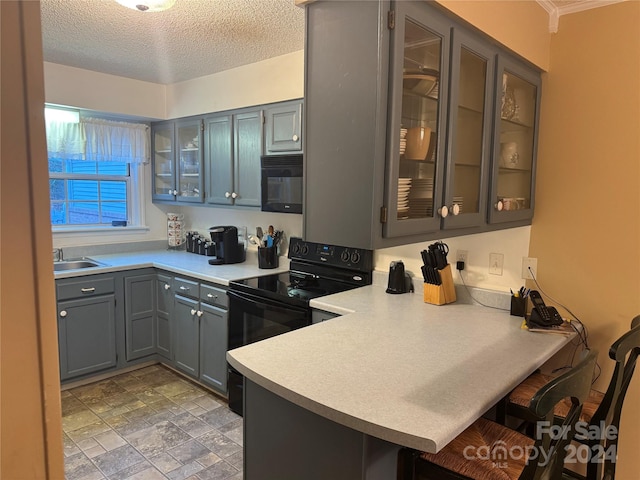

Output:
xmin=172 ymin=276 xmax=229 ymax=395
xmin=57 ymin=275 xmax=117 ymax=381
xmin=199 ymin=302 xmax=228 ymax=392
xmin=124 ymin=274 xmax=156 ymax=361
xmin=174 ymin=292 xmax=201 ymax=377
xmin=156 ymin=273 xmax=173 ymax=361
xmin=264 ymin=99 xmax=303 ymax=154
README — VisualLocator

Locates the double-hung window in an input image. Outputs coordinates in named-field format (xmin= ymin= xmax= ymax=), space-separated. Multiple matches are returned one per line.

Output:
xmin=45 ymin=107 xmax=148 ymax=231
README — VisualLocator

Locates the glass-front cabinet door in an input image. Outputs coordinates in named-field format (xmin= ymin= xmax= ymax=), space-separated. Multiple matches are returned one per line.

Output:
xmin=489 ymin=56 xmax=541 ymax=223
xmin=175 ymin=119 xmax=204 ymax=203
xmin=441 ymin=30 xmax=494 ymax=230
xmin=151 ymin=119 xmax=204 ymax=203
xmin=152 ymin=123 xmax=176 ymax=201
xmin=384 ymin=2 xmax=450 ymax=238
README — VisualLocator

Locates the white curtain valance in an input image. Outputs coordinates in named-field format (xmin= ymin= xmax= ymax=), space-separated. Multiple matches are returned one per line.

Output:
xmin=46 ymin=117 xmax=150 ymax=164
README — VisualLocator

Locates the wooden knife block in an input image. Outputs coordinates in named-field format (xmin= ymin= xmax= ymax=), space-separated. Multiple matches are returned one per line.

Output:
xmin=423 ymin=264 xmax=457 ymax=306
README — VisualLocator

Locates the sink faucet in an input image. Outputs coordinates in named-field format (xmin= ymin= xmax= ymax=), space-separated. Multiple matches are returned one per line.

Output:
xmin=53 ymin=248 xmax=63 ymax=262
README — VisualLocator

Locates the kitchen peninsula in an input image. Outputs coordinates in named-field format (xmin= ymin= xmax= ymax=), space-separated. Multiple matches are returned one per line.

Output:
xmin=227 ymin=286 xmax=574 ymax=479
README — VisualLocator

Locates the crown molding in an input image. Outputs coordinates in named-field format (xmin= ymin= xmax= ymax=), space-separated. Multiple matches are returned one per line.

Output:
xmin=537 ymin=0 xmax=627 ymax=33
xmin=556 ymin=0 xmax=626 ymax=15
xmin=536 ymin=0 xmax=560 ymax=33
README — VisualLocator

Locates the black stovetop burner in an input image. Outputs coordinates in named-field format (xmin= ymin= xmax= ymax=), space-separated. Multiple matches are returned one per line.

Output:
xmin=229 ymin=237 xmax=374 ymax=308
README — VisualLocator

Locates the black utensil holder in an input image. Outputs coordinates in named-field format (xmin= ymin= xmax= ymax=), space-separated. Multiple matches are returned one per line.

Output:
xmin=510 ymin=296 xmax=527 ymax=317
xmin=258 ymin=246 xmax=279 ymax=269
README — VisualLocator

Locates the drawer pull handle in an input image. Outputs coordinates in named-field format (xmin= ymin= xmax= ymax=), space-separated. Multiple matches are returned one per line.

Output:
xmin=180 ymin=286 xmax=190 ymax=291
xmin=60 ymin=310 xmax=67 ymax=317
xmin=81 ymin=287 xmax=96 ymax=293
xmin=207 ymin=293 xmax=218 ymax=300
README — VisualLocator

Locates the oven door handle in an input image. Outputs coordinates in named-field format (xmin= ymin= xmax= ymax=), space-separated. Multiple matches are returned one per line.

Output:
xmin=227 ymin=290 xmax=310 ymax=317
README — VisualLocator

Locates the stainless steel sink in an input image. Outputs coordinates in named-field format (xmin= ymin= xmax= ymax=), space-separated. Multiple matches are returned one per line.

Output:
xmin=53 ymin=258 xmax=104 ymax=272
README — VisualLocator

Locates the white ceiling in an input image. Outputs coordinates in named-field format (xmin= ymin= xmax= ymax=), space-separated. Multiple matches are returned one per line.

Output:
xmin=40 ymin=0 xmax=305 ymax=84
xmin=40 ymin=0 xmax=624 ymax=85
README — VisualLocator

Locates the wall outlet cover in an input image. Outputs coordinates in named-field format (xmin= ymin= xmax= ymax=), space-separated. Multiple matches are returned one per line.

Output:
xmin=522 ymin=257 xmax=538 ymax=279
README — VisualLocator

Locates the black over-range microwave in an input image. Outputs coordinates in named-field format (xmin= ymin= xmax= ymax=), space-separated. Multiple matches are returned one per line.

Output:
xmin=260 ymin=154 xmax=303 ymax=214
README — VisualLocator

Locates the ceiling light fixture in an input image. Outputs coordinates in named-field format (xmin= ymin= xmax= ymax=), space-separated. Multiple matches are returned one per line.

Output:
xmin=115 ymin=0 xmax=176 ymax=12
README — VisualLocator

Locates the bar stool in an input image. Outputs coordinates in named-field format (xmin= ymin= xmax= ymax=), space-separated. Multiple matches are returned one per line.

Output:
xmin=397 ymin=350 xmax=598 ymax=480
xmin=504 ymin=316 xmax=640 ymax=480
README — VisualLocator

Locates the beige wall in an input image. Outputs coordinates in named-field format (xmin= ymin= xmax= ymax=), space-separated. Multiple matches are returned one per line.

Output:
xmin=1 ymin=2 xmax=64 ymax=478
xmin=166 ymin=50 xmax=304 ymax=118
xmin=532 ymin=2 xmax=640 ymax=478
xmin=44 ymin=62 xmax=166 ymax=120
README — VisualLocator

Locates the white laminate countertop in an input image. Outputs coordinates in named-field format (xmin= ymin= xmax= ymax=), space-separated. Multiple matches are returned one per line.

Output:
xmin=227 ymin=285 xmax=574 ymax=453
xmin=54 ymin=249 xmax=289 ymax=285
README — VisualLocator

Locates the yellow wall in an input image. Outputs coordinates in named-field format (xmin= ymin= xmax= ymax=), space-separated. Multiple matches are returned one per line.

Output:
xmin=436 ymin=0 xmax=551 ymax=70
xmin=532 ymin=2 xmax=640 ymax=478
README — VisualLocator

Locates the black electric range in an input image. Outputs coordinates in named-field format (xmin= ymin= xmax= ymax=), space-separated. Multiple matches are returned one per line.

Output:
xmin=226 ymin=237 xmax=373 ymax=415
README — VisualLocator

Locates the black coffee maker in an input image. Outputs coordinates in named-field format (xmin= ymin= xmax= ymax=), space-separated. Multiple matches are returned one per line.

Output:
xmin=208 ymin=226 xmax=246 ymax=265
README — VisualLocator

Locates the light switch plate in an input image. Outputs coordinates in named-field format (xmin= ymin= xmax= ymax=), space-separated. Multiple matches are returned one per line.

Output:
xmin=489 ymin=253 xmax=504 ymax=276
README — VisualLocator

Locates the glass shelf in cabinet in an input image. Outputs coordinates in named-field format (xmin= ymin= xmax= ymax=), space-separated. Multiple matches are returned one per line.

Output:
xmin=500 ymin=117 xmax=533 ymax=129
xmin=498 ymin=166 xmax=531 ymax=173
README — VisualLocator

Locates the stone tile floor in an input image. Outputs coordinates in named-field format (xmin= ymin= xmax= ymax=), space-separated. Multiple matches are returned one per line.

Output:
xmin=62 ymin=365 xmax=243 ymax=480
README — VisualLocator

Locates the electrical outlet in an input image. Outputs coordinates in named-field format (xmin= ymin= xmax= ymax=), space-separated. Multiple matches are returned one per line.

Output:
xmin=522 ymin=257 xmax=538 ymax=280
xmin=489 ymin=253 xmax=504 ymax=276
xmin=456 ymin=250 xmax=468 ymax=264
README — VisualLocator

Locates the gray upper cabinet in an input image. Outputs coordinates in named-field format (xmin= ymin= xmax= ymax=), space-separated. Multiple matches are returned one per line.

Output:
xmin=57 ymin=275 xmax=117 ymax=381
xmin=441 ymin=28 xmax=495 ymax=230
xmin=304 ymin=0 xmax=541 ymax=250
xmin=205 ymin=108 xmax=263 ymax=208
xmin=384 ymin=1 xmax=451 ymax=238
xmin=264 ymin=99 xmax=303 ymax=154
xmin=151 ymin=117 xmax=204 ymax=203
xmin=488 ymin=55 xmax=541 ymax=224
xmin=124 ymin=274 xmax=156 ymax=361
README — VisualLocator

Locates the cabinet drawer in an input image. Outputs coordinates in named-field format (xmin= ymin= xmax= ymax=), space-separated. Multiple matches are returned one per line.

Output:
xmin=56 ymin=276 xmax=115 ymax=301
xmin=174 ymin=277 xmax=199 ymax=298
xmin=200 ymin=284 xmax=228 ymax=309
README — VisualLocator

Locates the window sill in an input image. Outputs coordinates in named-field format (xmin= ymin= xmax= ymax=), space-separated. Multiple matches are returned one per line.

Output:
xmin=52 ymin=225 xmax=150 ymax=235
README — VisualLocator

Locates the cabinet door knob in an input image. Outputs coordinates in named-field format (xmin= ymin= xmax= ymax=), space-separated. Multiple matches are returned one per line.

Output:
xmin=191 ymin=308 xmax=197 ymax=316
xmin=438 ymin=205 xmax=449 ymax=218
xmin=292 ymin=134 xmax=299 ymax=142
xmin=164 ymin=283 xmax=170 ymax=290
xmin=451 ymin=204 xmax=460 ymax=216
xmin=225 ymin=192 xmax=231 ymax=198
xmin=231 ymin=192 xmax=238 ymax=199
xmin=197 ymin=310 xmax=203 ymax=317
xmin=495 ymin=200 xmax=504 ymax=211
xmin=60 ymin=310 xmax=67 ymax=317
xmin=81 ymin=287 xmax=96 ymax=293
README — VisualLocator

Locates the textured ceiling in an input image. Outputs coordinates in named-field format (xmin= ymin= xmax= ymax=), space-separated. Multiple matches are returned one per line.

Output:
xmin=40 ymin=0 xmax=305 ymax=84
xmin=41 ymin=0 xmax=620 ymax=85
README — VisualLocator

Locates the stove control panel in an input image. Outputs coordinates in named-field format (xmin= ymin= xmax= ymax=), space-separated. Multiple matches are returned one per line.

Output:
xmin=288 ymin=237 xmax=373 ymax=271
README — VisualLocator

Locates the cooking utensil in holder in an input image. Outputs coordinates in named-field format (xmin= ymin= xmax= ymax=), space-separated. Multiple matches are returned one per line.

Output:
xmin=423 ymin=264 xmax=456 ymax=306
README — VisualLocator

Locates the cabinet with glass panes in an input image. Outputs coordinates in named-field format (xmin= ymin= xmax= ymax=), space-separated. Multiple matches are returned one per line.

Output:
xmin=303 ymin=0 xmax=541 ymax=249
xmin=151 ymin=117 xmax=204 ymax=204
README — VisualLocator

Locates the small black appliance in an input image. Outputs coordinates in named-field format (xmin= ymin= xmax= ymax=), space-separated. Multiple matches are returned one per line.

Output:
xmin=386 ymin=260 xmax=412 ymax=294
xmin=208 ymin=226 xmax=246 ymax=265
xmin=260 ymin=154 xmax=303 ymax=214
